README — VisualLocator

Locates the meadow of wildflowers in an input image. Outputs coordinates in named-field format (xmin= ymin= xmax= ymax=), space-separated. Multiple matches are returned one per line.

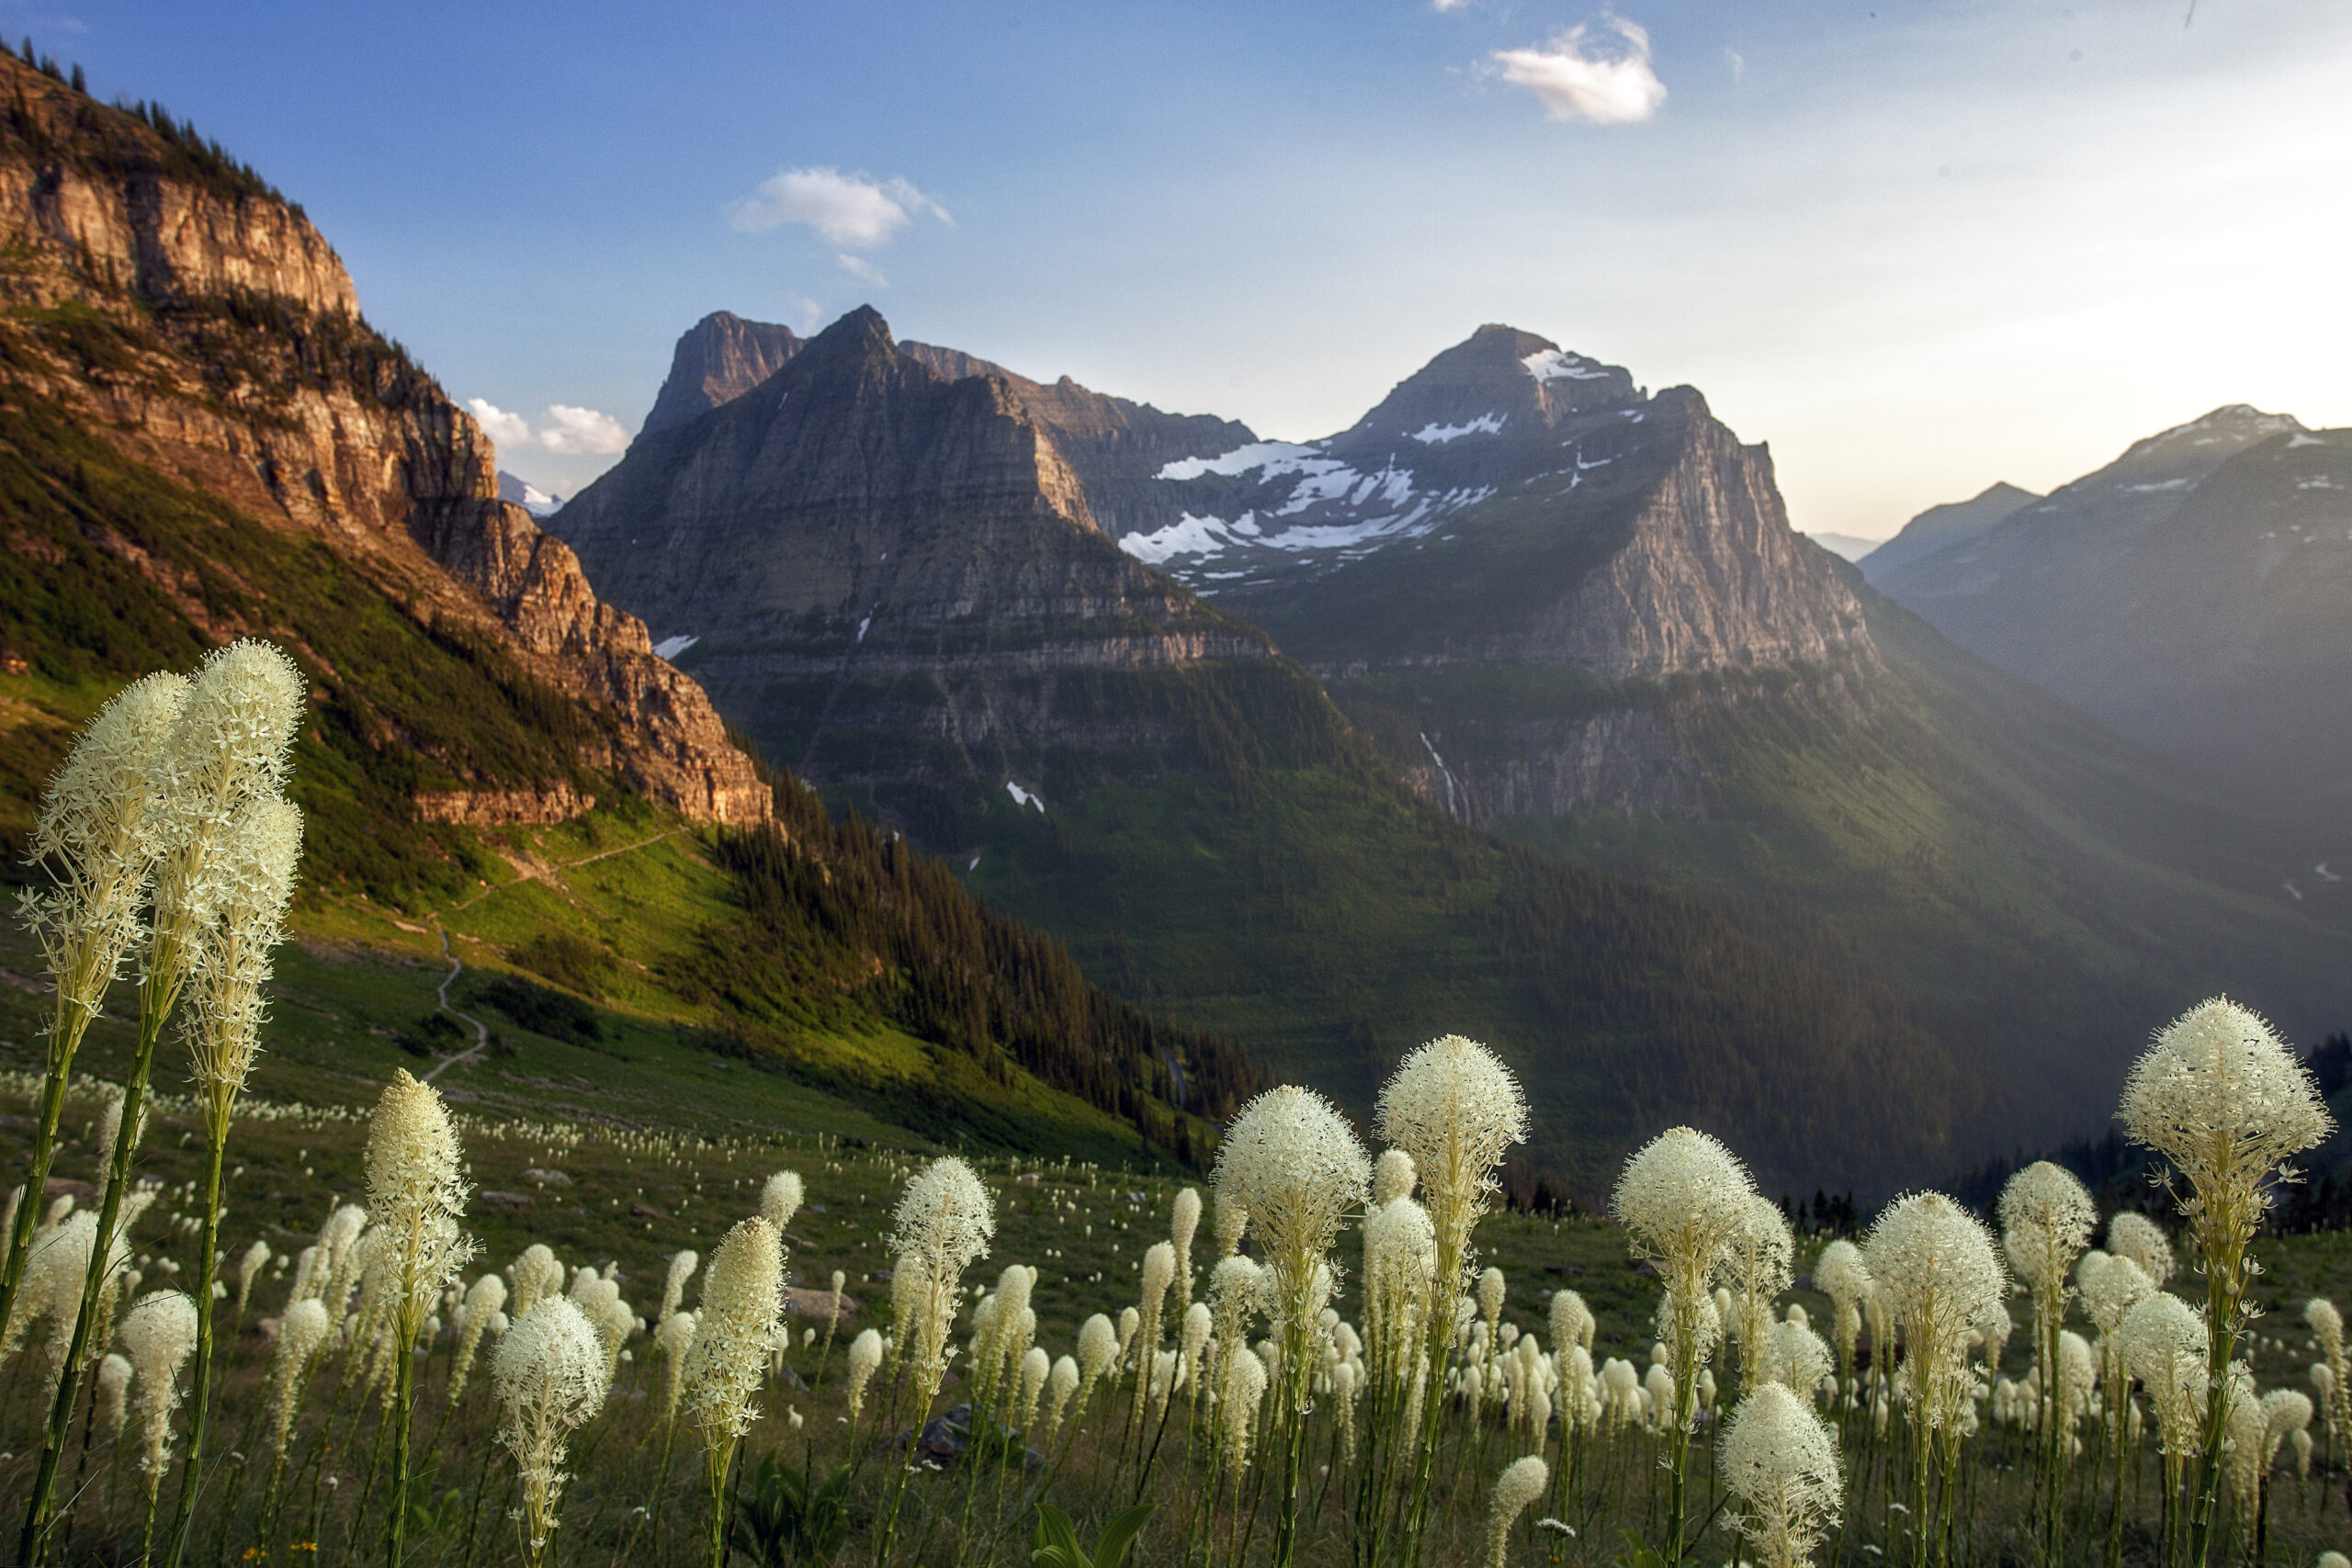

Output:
xmin=6 ymin=648 xmax=2352 ymax=1568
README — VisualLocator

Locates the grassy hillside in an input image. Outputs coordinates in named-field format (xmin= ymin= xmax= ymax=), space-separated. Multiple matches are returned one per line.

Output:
xmin=0 ymin=389 xmax=1236 ymax=1169
xmin=1323 ymin=566 xmax=2352 ymax=1153
xmin=829 ymin=679 xmax=1977 ymax=1198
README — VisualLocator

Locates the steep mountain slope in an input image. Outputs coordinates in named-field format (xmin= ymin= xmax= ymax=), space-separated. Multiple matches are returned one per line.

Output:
xmin=546 ymin=309 xmax=2090 ymax=1193
xmin=1086 ymin=328 xmax=2350 ymax=1152
xmin=638 ymin=310 xmax=803 ymax=438
xmin=1872 ymin=409 xmax=2352 ymax=806
xmin=1859 ymin=480 xmax=2037 ymax=582
xmin=0 ymin=54 xmax=1241 ymax=1169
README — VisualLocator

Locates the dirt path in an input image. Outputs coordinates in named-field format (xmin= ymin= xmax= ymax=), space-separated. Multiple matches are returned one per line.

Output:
xmin=421 ymin=927 xmax=492 ymax=1085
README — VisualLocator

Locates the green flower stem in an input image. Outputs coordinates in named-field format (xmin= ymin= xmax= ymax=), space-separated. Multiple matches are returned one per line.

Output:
xmin=20 ymin=951 xmax=183 ymax=1566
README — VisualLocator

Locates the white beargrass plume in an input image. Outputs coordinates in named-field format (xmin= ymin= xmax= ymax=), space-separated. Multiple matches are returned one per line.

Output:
xmin=842 ymin=1326 xmax=882 ymax=1422
xmin=492 ymin=1295 xmax=607 ymax=1568
xmin=1373 ymin=1148 xmax=1417 ymax=1207
xmin=2000 ymin=1156 xmax=2096 ymax=1550
xmin=1550 ymin=1287 xmax=1595 ymax=1353
xmin=96 ymin=1351 xmax=134 ymax=1442
xmin=233 ymin=1240 xmax=271 ymax=1314
xmin=1723 ymin=1381 xmax=1842 ymax=1568
xmin=1125 ymin=1241 xmax=1177 ymax=1446
xmin=448 ymin=1272 xmax=508 ymax=1401
xmin=886 ymin=1158 xmax=992 ymax=1408
xmin=1215 ymin=1188 xmax=1248 ymax=1258
xmin=657 ymin=1312 xmax=698 ymax=1421
xmin=1018 ymin=1344 xmax=1051 ymax=1431
xmin=1373 ymin=1037 xmax=1526 ymax=1549
xmin=678 ymin=1216 xmax=783 ymax=1568
xmin=1216 ymin=1084 xmax=1368 ymax=1565
xmin=2119 ymin=996 xmax=2332 ymax=1554
xmin=761 ymin=1170 xmax=804 ymax=1234
xmin=1725 ymin=1195 xmax=1795 ymax=1396
xmin=1077 ymin=1312 xmax=1121 ymax=1413
xmin=1812 ymin=1238 xmax=1873 ymax=1409
xmin=180 ymin=796 xmax=300 ymax=1127
xmin=3 ymin=673 xmax=187 ymax=1343
xmin=2126 ymin=1288 xmax=2211 ymax=1476
xmin=511 ymin=1244 xmax=563 ymax=1322
xmin=1223 ymin=1345 xmax=1269 ymax=1475
xmin=119 ymin=1287 xmax=198 ymax=1542
xmin=1483 ymin=1454 xmax=1548 ymax=1568
xmin=2108 ymin=1211 xmax=2174 ymax=1287
xmin=1170 ymin=1186 xmax=1203 ymax=1311
xmin=1613 ymin=1125 xmax=1755 ymax=1559
xmin=264 ymin=1296 xmax=332 ymax=1454
xmin=2307 ymin=1297 xmax=2349 ymax=1454
xmin=365 ymin=1071 xmax=476 ymax=1509
xmin=1766 ymin=1317 xmax=1834 ymax=1404
xmin=1863 ymin=1190 xmax=2005 ymax=1544
xmin=1044 ymin=1354 xmax=1080 ymax=1440
xmin=659 ymin=1249 xmax=698 ymax=1328
xmin=1364 ymin=1195 xmax=1434 ymax=1399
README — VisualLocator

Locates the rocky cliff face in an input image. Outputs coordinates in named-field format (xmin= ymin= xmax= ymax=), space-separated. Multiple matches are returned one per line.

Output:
xmin=638 ymin=310 xmax=803 ymax=438
xmin=548 ymin=308 xmax=1280 ymax=808
xmin=0 ymin=57 xmax=766 ymax=823
xmin=1125 ymin=325 xmax=1877 ymax=821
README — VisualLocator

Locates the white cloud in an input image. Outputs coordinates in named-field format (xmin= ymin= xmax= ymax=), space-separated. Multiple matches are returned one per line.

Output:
xmin=1726 ymin=47 xmax=1745 ymax=83
xmin=726 ymin=166 xmax=951 ymax=249
xmin=1431 ymin=0 xmax=1472 ymax=10
xmin=538 ymin=404 xmax=630 ymax=456
xmin=1491 ymin=17 xmax=1668 ymax=125
xmin=834 ymin=253 xmax=888 ymax=286
xmin=467 ymin=397 xmax=534 ymax=449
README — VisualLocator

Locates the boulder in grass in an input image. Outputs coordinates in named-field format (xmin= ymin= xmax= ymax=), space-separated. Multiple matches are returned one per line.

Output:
xmin=785 ymin=1286 xmax=859 ymax=1324
xmin=480 ymin=1190 xmax=535 ymax=1213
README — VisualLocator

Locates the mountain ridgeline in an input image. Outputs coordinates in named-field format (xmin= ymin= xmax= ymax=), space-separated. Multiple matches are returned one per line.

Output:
xmin=544 ymin=305 xmax=2342 ymax=1193
xmin=0 ymin=54 xmax=1242 ymax=1169
xmin=1869 ymin=406 xmax=2352 ymax=812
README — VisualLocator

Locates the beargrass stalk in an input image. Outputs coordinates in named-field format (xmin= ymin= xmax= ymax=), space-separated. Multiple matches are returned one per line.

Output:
xmin=869 ymin=1158 xmax=992 ymax=1567
xmin=2116 ymin=997 xmax=2331 ymax=1567
xmin=364 ymin=1070 xmax=475 ymax=1568
xmin=1 ymin=673 xmax=183 ymax=1342
xmin=1999 ymin=1161 xmax=2096 ymax=1568
xmin=1371 ymin=1035 xmax=1529 ymax=1566
xmin=164 ymin=794 xmax=301 ymax=1568
xmin=1862 ymin=1192 xmax=2005 ymax=1568
xmin=679 ymin=1216 xmax=786 ymax=1568
xmin=20 ymin=642 xmax=302 ymax=1564
xmin=1613 ymin=1126 xmax=1754 ymax=1565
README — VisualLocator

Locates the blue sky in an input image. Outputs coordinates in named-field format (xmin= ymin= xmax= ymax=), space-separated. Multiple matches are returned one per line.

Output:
xmin=24 ymin=0 xmax=2352 ymax=536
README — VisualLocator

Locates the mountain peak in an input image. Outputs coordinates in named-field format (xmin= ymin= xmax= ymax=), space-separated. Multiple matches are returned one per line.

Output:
xmin=639 ymin=310 xmax=803 ymax=438
xmin=1340 ymin=323 xmax=1636 ymax=451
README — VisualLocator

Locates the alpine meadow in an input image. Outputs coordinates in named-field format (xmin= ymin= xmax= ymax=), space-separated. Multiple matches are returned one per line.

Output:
xmin=6 ymin=12 xmax=2352 ymax=1568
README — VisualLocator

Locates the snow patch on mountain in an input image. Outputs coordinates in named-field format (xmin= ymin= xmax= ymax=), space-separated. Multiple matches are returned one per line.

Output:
xmin=1521 ymin=348 xmax=1611 ymax=383
xmin=652 ymin=633 xmax=699 ymax=660
xmin=1120 ymin=511 xmax=1263 ymax=564
xmin=1411 ymin=414 xmax=1505 ymax=444
xmin=1156 ymin=441 xmax=1336 ymax=481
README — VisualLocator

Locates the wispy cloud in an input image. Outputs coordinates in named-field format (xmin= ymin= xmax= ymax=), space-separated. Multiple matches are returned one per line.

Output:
xmin=468 ymin=398 xmax=629 ymax=457
xmin=1491 ymin=16 xmax=1667 ymax=125
xmin=538 ymin=404 xmax=630 ymax=455
xmin=726 ymin=166 xmax=951 ymax=249
xmin=834 ymin=253 xmax=888 ymax=286
xmin=467 ymin=397 xmax=534 ymax=448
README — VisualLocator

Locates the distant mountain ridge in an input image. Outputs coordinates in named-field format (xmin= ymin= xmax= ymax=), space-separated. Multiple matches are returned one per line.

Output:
xmin=1870 ymin=405 xmax=2352 ymax=804
xmin=639 ymin=310 xmax=803 ymax=437
xmin=1860 ymin=481 xmax=2039 ymax=582
xmin=544 ymin=305 xmax=2352 ymax=1191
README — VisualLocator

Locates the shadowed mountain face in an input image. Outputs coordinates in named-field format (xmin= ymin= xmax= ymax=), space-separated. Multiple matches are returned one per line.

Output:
xmin=1871 ymin=406 xmax=2352 ymax=805
xmin=544 ymin=308 xmax=2048 ymax=1195
xmin=1860 ymin=481 xmax=2039 ymax=582
xmin=639 ymin=310 xmax=803 ymax=438
xmin=0 ymin=55 xmax=768 ymax=852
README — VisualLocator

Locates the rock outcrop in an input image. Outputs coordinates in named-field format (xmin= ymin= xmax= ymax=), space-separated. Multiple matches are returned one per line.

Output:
xmin=0 ymin=57 xmax=766 ymax=823
xmin=549 ymin=307 xmax=1280 ymax=798
xmin=1135 ymin=325 xmax=1878 ymax=821
xmin=638 ymin=310 xmax=803 ymax=438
